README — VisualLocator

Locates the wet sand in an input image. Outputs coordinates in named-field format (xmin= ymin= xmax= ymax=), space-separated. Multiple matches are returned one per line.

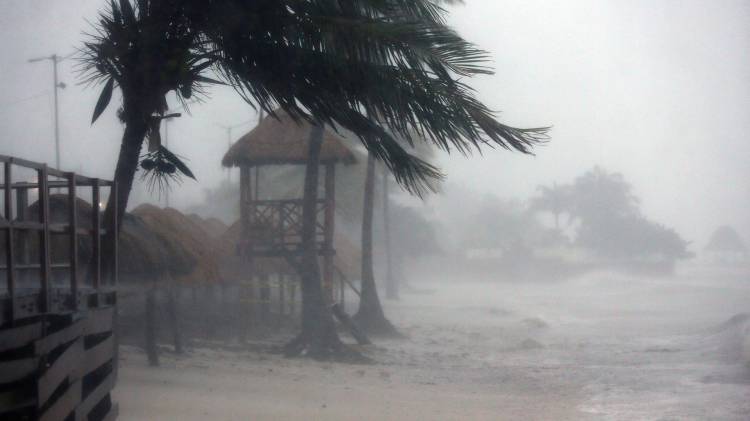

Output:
xmin=115 ymin=264 xmax=750 ymax=420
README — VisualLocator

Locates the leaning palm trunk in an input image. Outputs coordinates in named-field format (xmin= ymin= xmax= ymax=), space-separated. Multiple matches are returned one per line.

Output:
xmin=105 ymin=113 xmax=148 ymax=233
xmin=101 ymin=109 xmax=149 ymax=278
xmin=284 ymin=125 xmax=360 ymax=360
xmin=382 ymin=170 xmax=398 ymax=300
xmin=354 ymin=154 xmax=400 ymax=336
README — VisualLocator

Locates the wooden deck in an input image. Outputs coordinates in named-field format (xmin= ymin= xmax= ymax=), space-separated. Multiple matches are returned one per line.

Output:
xmin=0 ymin=155 xmax=118 ymax=421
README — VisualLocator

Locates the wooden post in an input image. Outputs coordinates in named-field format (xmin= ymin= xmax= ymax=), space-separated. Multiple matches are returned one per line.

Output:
xmin=239 ymin=166 xmax=250 ymax=244
xmin=259 ymin=273 xmax=270 ymax=325
xmin=278 ymin=273 xmax=285 ymax=326
xmin=92 ymin=179 xmax=101 ymax=290
xmin=254 ymin=166 xmax=260 ymax=200
xmin=67 ymin=173 xmax=78 ymax=310
xmin=111 ymin=181 xmax=118 ymax=286
xmin=4 ymin=162 xmax=15 ymax=320
xmin=288 ymin=276 xmax=297 ymax=318
xmin=16 ymin=186 xmax=28 ymax=286
xmin=323 ymin=163 xmax=335 ymax=302
xmin=38 ymin=166 xmax=51 ymax=313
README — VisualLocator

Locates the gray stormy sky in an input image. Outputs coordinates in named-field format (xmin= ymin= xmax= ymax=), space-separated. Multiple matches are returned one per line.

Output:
xmin=0 ymin=0 xmax=748 ymax=247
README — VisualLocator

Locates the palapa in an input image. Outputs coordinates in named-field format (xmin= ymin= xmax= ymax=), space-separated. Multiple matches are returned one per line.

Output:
xmin=222 ymin=110 xmax=356 ymax=168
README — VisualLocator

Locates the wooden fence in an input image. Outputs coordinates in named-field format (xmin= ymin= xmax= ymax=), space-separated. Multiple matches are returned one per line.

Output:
xmin=0 ymin=155 xmax=118 ymax=421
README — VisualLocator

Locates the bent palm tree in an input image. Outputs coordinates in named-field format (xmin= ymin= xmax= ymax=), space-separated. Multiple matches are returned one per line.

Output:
xmin=81 ymin=0 xmax=548 ymax=359
xmin=353 ymin=152 xmax=401 ymax=335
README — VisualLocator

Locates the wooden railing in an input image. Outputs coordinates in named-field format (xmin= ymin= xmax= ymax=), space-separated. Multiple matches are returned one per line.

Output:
xmin=242 ymin=198 xmax=329 ymax=255
xmin=0 ymin=155 xmax=117 ymax=324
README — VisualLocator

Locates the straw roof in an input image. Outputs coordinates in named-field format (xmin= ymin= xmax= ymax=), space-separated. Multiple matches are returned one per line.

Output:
xmin=131 ymin=205 xmax=222 ymax=285
xmin=222 ymin=110 xmax=356 ymax=167
xmin=187 ymin=213 xmax=228 ymax=239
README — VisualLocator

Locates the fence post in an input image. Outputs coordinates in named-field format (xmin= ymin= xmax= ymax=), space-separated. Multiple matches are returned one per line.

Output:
xmin=67 ymin=173 xmax=78 ymax=310
xmin=38 ymin=166 xmax=51 ymax=313
xmin=91 ymin=179 xmax=101 ymax=291
xmin=4 ymin=161 xmax=15 ymax=320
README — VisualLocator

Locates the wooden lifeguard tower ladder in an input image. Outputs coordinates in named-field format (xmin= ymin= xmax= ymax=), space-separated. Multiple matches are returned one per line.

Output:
xmin=0 ymin=156 xmax=119 ymax=421
xmin=222 ymin=111 xmax=356 ymax=307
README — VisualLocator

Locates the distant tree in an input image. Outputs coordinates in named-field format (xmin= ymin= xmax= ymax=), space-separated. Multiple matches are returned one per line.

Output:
xmin=705 ymin=226 xmax=747 ymax=254
xmin=568 ymin=167 xmax=640 ymax=224
xmin=567 ymin=167 xmax=690 ymax=261
xmin=529 ymin=182 xmax=572 ymax=230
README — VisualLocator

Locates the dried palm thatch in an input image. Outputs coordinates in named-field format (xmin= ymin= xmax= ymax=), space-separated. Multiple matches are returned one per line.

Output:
xmin=222 ymin=110 xmax=357 ymax=168
xmin=131 ymin=204 xmax=221 ymax=285
xmin=187 ymin=214 xmax=228 ymax=239
xmin=7 ymin=197 xmax=221 ymax=286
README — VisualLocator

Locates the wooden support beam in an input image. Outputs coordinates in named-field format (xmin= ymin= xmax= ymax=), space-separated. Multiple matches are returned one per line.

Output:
xmin=5 ymin=162 xmax=15 ymax=317
xmin=91 ymin=179 xmax=101 ymax=290
xmin=38 ymin=166 xmax=51 ymax=313
xmin=239 ymin=166 xmax=251 ymax=253
xmin=67 ymin=173 xmax=78 ymax=309
xmin=111 ymin=182 xmax=118 ymax=286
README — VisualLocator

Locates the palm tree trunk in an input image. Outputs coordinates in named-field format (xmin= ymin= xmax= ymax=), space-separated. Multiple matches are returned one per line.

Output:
xmin=101 ymin=114 xmax=149 ymax=279
xmin=354 ymin=154 xmax=399 ymax=336
xmin=105 ymin=116 xmax=148 ymax=233
xmin=382 ymin=169 xmax=398 ymax=300
xmin=284 ymin=124 xmax=356 ymax=360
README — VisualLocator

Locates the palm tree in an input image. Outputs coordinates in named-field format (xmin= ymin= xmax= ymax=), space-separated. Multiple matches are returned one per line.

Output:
xmin=353 ymin=153 xmax=400 ymax=335
xmin=530 ymin=183 xmax=572 ymax=230
xmin=355 ymin=129 xmax=439 ymax=333
xmin=82 ymin=0 xmax=548 ymax=359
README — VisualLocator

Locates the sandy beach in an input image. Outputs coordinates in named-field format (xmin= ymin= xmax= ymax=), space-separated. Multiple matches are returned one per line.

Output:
xmin=115 ymin=266 xmax=750 ymax=420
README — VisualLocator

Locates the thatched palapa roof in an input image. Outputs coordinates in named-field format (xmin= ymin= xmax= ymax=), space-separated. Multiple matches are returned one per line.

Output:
xmin=130 ymin=204 xmax=221 ymax=284
xmin=222 ymin=110 xmax=356 ymax=167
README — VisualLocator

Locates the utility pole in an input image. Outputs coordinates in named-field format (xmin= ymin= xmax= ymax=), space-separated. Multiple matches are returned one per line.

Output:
xmin=28 ymin=54 xmax=66 ymax=169
xmin=216 ymin=110 xmax=261 ymax=184
xmin=215 ymin=125 xmax=234 ymax=183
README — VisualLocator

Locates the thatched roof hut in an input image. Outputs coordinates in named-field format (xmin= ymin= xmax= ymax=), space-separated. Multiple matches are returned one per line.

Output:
xmin=222 ymin=110 xmax=356 ymax=168
xmin=130 ymin=204 xmax=221 ymax=285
